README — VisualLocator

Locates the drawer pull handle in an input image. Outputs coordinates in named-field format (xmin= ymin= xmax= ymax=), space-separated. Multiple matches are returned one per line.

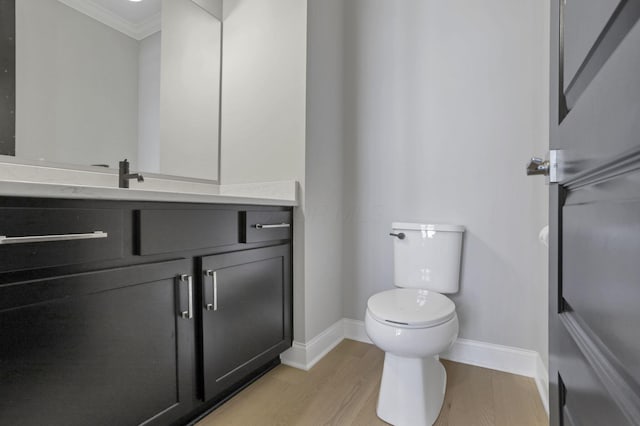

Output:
xmin=0 ymin=231 xmax=108 ymax=245
xmin=179 ymin=274 xmax=193 ymax=320
xmin=254 ymin=223 xmax=291 ymax=230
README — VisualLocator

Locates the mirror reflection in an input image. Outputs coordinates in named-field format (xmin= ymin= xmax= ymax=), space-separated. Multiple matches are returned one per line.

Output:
xmin=11 ymin=0 xmax=221 ymax=182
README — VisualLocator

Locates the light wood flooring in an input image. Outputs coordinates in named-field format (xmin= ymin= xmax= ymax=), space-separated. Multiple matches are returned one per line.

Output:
xmin=197 ymin=339 xmax=548 ymax=426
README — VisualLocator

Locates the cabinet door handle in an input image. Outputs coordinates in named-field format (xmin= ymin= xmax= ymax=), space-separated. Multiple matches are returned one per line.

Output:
xmin=179 ymin=274 xmax=193 ymax=319
xmin=213 ymin=271 xmax=218 ymax=311
xmin=254 ymin=223 xmax=290 ymax=229
xmin=204 ymin=270 xmax=217 ymax=311
xmin=0 ymin=231 xmax=108 ymax=245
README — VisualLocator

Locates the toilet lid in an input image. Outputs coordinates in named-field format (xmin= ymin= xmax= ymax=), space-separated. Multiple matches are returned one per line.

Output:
xmin=367 ymin=289 xmax=456 ymax=328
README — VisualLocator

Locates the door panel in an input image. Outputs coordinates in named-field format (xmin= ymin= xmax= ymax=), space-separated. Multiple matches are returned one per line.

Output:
xmin=559 ymin=0 xmax=640 ymax=116
xmin=563 ymin=0 xmax=620 ymax=87
xmin=200 ymin=244 xmax=292 ymax=401
xmin=0 ymin=259 xmax=194 ymax=426
xmin=563 ymin=195 xmax=640 ymax=384
xmin=550 ymin=0 xmax=640 ymax=424
xmin=555 ymin=323 xmax=630 ymax=426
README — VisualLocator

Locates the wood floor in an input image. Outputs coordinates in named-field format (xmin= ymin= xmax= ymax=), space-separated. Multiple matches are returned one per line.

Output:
xmin=197 ymin=339 xmax=548 ymax=426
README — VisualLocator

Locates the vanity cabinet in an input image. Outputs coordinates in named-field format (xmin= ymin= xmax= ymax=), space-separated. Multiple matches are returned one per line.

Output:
xmin=0 ymin=260 xmax=195 ymax=426
xmin=0 ymin=197 xmax=293 ymax=426
xmin=200 ymin=244 xmax=292 ymax=400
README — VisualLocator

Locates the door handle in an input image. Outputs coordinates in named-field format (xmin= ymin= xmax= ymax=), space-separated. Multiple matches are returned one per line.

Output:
xmin=526 ymin=157 xmax=550 ymax=176
xmin=179 ymin=274 xmax=193 ymax=319
xmin=526 ymin=151 xmax=560 ymax=183
xmin=204 ymin=270 xmax=217 ymax=311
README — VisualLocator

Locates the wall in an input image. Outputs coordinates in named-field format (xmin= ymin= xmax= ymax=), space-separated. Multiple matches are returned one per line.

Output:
xmin=220 ymin=0 xmax=307 ymax=340
xmin=220 ymin=0 xmax=550 ymax=363
xmin=138 ymin=32 xmax=161 ymax=174
xmin=303 ymin=0 xmax=345 ymax=340
xmin=15 ymin=0 xmax=139 ymax=168
xmin=160 ymin=0 xmax=221 ymax=181
xmin=340 ymin=0 xmax=550 ymax=361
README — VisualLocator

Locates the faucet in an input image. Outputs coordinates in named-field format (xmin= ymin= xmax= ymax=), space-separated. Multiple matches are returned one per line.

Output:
xmin=118 ymin=159 xmax=144 ymax=188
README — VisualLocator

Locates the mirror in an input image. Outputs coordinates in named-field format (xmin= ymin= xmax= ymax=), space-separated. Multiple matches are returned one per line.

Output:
xmin=6 ymin=0 xmax=222 ymax=182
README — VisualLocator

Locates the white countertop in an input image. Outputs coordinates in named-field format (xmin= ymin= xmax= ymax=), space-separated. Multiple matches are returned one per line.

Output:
xmin=0 ymin=162 xmax=297 ymax=206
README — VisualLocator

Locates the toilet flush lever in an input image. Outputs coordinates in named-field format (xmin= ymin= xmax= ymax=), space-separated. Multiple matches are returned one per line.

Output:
xmin=389 ymin=232 xmax=406 ymax=240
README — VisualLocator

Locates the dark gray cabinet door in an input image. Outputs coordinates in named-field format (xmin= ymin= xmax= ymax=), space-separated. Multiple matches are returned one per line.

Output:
xmin=550 ymin=1 xmax=640 ymax=424
xmin=0 ymin=259 xmax=195 ymax=426
xmin=200 ymin=244 xmax=292 ymax=401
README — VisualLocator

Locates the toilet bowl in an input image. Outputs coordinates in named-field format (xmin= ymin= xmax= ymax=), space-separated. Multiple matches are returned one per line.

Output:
xmin=365 ymin=289 xmax=458 ymax=426
xmin=365 ymin=223 xmax=464 ymax=426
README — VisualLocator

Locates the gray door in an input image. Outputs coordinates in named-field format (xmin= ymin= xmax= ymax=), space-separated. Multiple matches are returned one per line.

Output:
xmin=549 ymin=0 xmax=640 ymax=424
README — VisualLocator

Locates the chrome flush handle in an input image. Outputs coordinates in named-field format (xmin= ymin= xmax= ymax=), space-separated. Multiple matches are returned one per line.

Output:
xmin=389 ymin=232 xmax=406 ymax=240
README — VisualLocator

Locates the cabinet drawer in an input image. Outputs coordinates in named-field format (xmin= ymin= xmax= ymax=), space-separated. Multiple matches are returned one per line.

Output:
xmin=0 ymin=208 xmax=123 ymax=272
xmin=240 ymin=211 xmax=292 ymax=243
xmin=137 ymin=209 xmax=237 ymax=255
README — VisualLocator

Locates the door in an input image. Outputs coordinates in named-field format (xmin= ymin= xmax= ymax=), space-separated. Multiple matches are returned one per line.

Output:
xmin=0 ymin=260 xmax=195 ymax=426
xmin=549 ymin=0 xmax=640 ymax=424
xmin=199 ymin=244 xmax=292 ymax=402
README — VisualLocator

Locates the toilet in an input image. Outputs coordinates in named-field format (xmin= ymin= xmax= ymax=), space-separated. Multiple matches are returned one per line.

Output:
xmin=365 ymin=222 xmax=465 ymax=426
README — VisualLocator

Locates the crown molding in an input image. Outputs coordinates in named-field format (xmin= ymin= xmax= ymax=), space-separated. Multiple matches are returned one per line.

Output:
xmin=57 ymin=0 xmax=161 ymax=41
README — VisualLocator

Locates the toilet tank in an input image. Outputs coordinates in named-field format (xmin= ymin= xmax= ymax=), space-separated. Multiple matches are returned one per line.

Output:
xmin=392 ymin=222 xmax=465 ymax=294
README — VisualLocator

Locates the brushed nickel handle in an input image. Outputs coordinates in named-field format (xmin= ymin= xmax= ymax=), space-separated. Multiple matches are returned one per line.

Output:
xmin=180 ymin=274 xmax=193 ymax=319
xmin=526 ymin=157 xmax=550 ymax=176
xmin=204 ymin=270 xmax=216 ymax=311
xmin=0 ymin=231 xmax=108 ymax=245
xmin=213 ymin=271 xmax=218 ymax=311
xmin=254 ymin=223 xmax=291 ymax=229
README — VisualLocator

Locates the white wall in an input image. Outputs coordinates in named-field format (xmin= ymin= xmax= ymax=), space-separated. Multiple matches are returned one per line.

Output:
xmin=339 ymin=0 xmax=550 ymax=361
xmin=304 ymin=0 xmax=345 ymax=340
xmin=138 ymin=32 xmax=162 ymax=174
xmin=220 ymin=0 xmax=306 ymax=185
xmin=220 ymin=0 xmax=307 ymax=340
xmin=160 ymin=0 xmax=221 ymax=181
xmin=16 ymin=0 xmax=139 ymax=168
xmin=220 ymin=0 xmax=550 ymax=362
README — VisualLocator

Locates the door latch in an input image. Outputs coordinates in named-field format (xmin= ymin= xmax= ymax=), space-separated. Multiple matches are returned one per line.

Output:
xmin=526 ymin=150 xmax=560 ymax=183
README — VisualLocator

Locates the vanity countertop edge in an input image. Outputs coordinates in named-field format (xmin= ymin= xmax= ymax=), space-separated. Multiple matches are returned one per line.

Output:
xmin=0 ymin=180 xmax=298 ymax=207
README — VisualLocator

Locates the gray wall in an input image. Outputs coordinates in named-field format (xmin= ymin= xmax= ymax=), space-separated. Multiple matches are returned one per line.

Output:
xmin=339 ymin=0 xmax=549 ymax=363
xmin=304 ymin=0 xmax=345 ymax=340
xmin=220 ymin=0 xmax=549 ymax=362
xmin=220 ymin=0 xmax=308 ymax=340
xmin=16 ymin=0 xmax=139 ymax=168
xmin=160 ymin=0 xmax=221 ymax=181
xmin=138 ymin=32 xmax=161 ymax=174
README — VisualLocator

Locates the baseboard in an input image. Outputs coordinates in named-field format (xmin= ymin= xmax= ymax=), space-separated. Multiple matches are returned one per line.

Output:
xmin=535 ymin=354 xmax=550 ymax=414
xmin=282 ymin=318 xmax=549 ymax=414
xmin=280 ymin=319 xmax=344 ymax=371
xmin=343 ymin=318 xmax=372 ymax=344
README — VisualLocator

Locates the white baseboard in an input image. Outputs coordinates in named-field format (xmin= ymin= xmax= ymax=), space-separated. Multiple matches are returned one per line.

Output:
xmin=343 ymin=318 xmax=372 ymax=343
xmin=281 ymin=318 xmax=549 ymax=414
xmin=280 ymin=319 xmax=344 ymax=371
xmin=535 ymin=354 xmax=550 ymax=414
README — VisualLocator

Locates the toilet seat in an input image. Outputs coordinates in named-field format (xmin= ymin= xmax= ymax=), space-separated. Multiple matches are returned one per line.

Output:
xmin=367 ymin=288 xmax=456 ymax=329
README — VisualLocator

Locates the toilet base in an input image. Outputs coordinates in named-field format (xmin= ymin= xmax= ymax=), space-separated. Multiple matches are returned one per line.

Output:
xmin=376 ymin=353 xmax=447 ymax=426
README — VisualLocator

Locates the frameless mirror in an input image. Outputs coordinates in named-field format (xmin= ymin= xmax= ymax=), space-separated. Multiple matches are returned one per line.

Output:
xmin=7 ymin=0 xmax=222 ymax=182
